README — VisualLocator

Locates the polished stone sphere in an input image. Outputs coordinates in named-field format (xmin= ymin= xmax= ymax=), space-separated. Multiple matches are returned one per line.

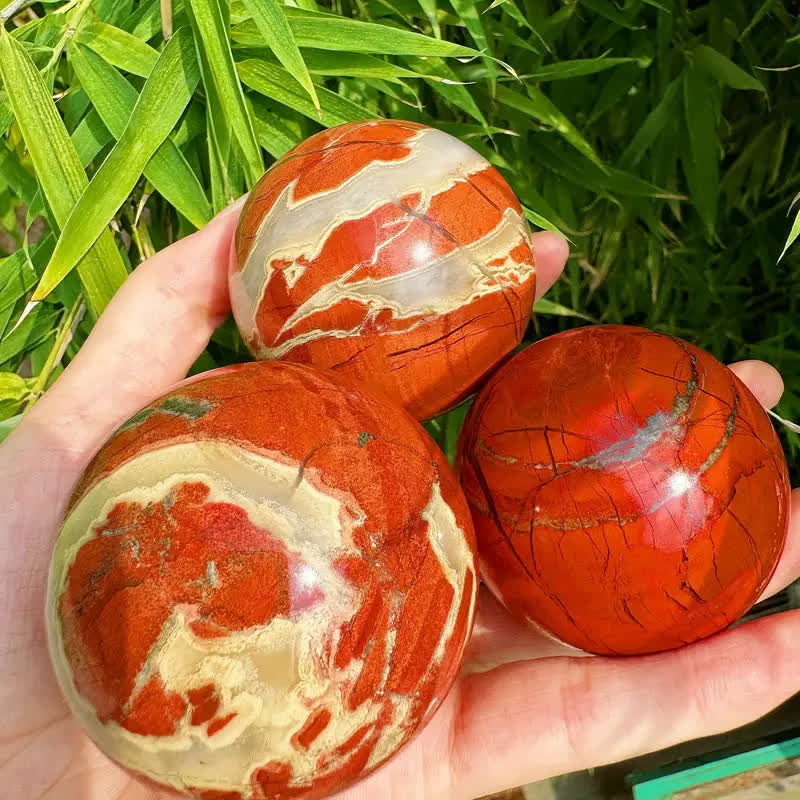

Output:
xmin=458 ymin=325 xmax=790 ymax=656
xmin=230 ymin=120 xmax=536 ymax=421
xmin=47 ymin=362 xmax=477 ymax=799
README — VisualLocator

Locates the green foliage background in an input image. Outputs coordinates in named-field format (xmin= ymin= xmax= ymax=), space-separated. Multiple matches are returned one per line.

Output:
xmin=0 ymin=0 xmax=799 ymax=466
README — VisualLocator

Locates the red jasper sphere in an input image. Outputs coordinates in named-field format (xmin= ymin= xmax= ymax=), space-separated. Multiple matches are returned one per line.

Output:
xmin=47 ymin=363 xmax=477 ymax=799
xmin=230 ymin=120 xmax=536 ymax=421
xmin=458 ymin=325 xmax=790 ymax=656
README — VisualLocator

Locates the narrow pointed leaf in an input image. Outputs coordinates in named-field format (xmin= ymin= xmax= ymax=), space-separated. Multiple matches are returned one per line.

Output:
xmin=405 ymin=55 xmax=488 ymax=127
xmin=72 ymin=108 xmax=114 ymax=165
xmin=523 ymin=56 xmax=639 ymax=81
xmin=693 ymin=45 xmax=765 ymax=92
xmin=233 ymin=9 xmax=479 ymax=56
xmin=0 ymin=141 xmax=37 ymax=203
xmin=449 ymin=0 xmax=496 ymax=91
xmin=417 ymin=0 xmax=440 ymax=37
xmin=779 ymin=200 xmax=800 ymax=262
xmin=303 ymin=51 xmax=433 ymax=82
xmin=240 ymin=0 xmax=319 ymax=111
xmin=522 ymin=205 xmax=566 ymax=237
xmin=682 ymin=66 xmax=719 ymax=239
xmin=75 ymin=22 xmax=159 ymax=77
xmin=250 ymin=97 xmax=302 ymax=157
xmin=186 ymin=0 xmax=263 ymax=186
xmin=0 ymin=304 xmax=60 ymax=365
xmin=495 ymin=84 xmax=603 ymax=166
xmin=0 ymin=237 xmax=55 ymax=313
xmin=618 ymin=76 xmax=680 ymax=169
xmin=35 ymin=28 xmax=201 ymax=300
xmin=0 ymin=29 xmax=127 ymax=313
xmin=69 ymin=42 xmax=211 ymax=226
xmin=532 ymin=297 xmax=596 ymax=322
xmin=238 ymin=59 xmax=375 ymax=125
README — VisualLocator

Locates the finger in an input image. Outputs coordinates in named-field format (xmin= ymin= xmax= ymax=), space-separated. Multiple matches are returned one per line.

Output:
xmin=532 ymin=231 xmax=569 ymax=300
xmin=725 ymin=360 xmax=794 ymax=600
xmin=18 ymin=196 xmax=246 ymax=463
xmin=728 ymin=359 xmax=784 ymax=409
xmin=450 ymin=609 xmax=800 ymax=798
xmin=759 ymin=487 xmax=800 ymax=600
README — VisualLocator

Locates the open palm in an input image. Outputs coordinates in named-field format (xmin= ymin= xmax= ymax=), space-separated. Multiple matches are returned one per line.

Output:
xmin=2 ymin=201 xmax=799 ymax=800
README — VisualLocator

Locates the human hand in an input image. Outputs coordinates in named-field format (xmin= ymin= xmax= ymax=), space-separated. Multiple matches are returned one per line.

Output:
xmin=2 ymin=201 xmax=799 ymax=800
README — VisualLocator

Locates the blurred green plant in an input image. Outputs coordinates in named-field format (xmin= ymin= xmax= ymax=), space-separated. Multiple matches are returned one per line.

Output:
xmin=0 ymin=0 xmax=799 ymax=468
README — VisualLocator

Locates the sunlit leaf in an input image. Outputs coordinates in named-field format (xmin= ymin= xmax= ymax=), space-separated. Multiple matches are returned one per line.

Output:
xmin=186 ymin=0 xmax=264 ymax=186
xmin=0 ymin=28 xmax=127 ymax=314
xmin=75 ymin=21 xmax=159 ymax=77
xmin=240 ymin=0 xmax=319 ymax=112
xmin=238 ymin=59 xmax=376 ymax=125
xmin=35 ymin=29 xmax=201 ymax=300
xmin=779 ymin=196 xmax=800 ymax=263
xmin=233 ymin=8 xmax=480 ymax=56
xmin=69 ymin=42 xmax=211 ymax=227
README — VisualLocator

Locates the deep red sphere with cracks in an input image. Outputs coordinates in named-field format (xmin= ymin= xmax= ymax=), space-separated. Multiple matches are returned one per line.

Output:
xmin=46 ymin=362 xmax=477 ymax=799
xmin=229 ymin=120 xmax=536 ymax=421
xmin=458 ymin=325 xmax=790 ymax=656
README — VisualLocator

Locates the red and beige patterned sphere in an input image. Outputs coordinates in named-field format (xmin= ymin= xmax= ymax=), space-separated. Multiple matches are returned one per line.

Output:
xmin=458 ymin=325 xmax=790 ymax=656
xmin=46 ymin=363 xmax=477 ymax=799
xmin=229 ymin=120 xmax=536 ymax=421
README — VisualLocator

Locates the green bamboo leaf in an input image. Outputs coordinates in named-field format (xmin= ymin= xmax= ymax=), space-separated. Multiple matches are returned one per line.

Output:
xmin=0 ymin=236 xmax=55 ymax=313
xmin=0 ymin=141 xmax=37 ymax=203
xmin=532 ymin=297 xmax=596 ymax=322
xmin=498 ymin=0 xmax=548 ymax=49
xmin=693 ymin=45 xmax=765 ymax=92
xmin=172 ymin=99 xmax=206 ymax=147
xmin=682 ymin=66 xmax=719 ymax=239
xmin=495 ymin=84 xmax=603 ymax=167
xmin=250 ymin=96 xmax=302 ymax=157
xmin=69 ymin=42 xmax=211 ymax=227
xmin=188 ymin=1 xmax=238 ymax=212
xmin=233 ymin=8 xmax=480 ymax=56
xmin=536 ymin=136 xmax=677 ymax=198
xmin=417 ymin=0 xmax=440 ymax=37
xmin=0 ymin=28 xmax=127 ymax=314
xmin=186 ymin=0 xmax=264 ymax=186
xmin=522 ymin=56 xmax=640 ymax=81
xmin=587 ymin=62 xmax=641 ymax=123
xmin=72 ymin=108 xmax=113 ymax=165
xmin=0 ymin=102 xmax=13 ymax=135
xmin=449 ymin=0 xmax=496 ymax=91
xmin=60 ymin=87 xmax=91 ymax=131
xmin=238 ymin=59 xmax=376 ymax=126
xmin=0 ymin=372 xmax=35 ymax=420
xmin=75 ymin=22 xmax=159 ymax=77
xmin=522 ymin=205 xmax=566 ymax=237
xmin=303 ymin=51 xmax=433 ymax=82
xmin=0 ymin=304 xmax=60 ymax=366
xmin=579 ymin=0 xmax=641 ymax=29
xmin=739 ymin=0 xmax=779 ymax=40
xmin=35 ymin=29 xmax=201 ymax=301
xmin=240 ymin=0 xmax=319 ymax=112
xmin=405 ymin=55 xmax=488 ymax=127
xmin=778 ymin=196 xmax=800 ymax=263
xmin=618 ymin=76 xmax=680 ymax=169
xmin=123 ymin=0 xmax=185 ymax=39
